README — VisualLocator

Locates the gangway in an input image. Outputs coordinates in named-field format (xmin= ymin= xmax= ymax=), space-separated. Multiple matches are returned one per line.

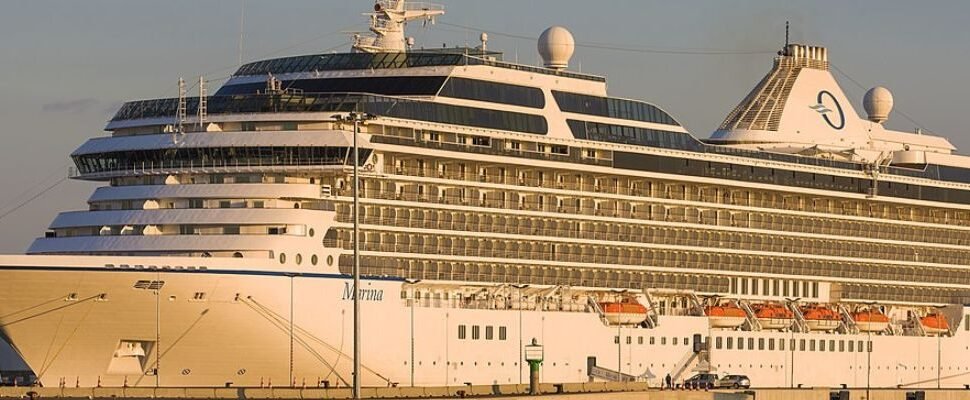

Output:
xmin=738 ymin=299 xmax=762 ymax=331
xmin=586 ymin=357 xmax=638 ymax=382
xmin=669 ymin=351 xmax=700 ymax=383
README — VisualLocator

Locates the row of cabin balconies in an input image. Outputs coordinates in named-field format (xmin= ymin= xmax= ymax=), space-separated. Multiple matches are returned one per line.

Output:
xmin=380 ymin=155 xmax=970 ymax=228
xmin=333 ymin=179 xmax=970 ymax=247
xmin=330 ymin=230 xmax=967 ymax=288
xmin=332 ymin=206 xmax=970 ymax=266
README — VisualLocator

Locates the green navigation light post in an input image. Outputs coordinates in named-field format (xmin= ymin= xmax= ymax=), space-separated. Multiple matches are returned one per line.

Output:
xmin=524 ymin=338 xmax=544 ymax=395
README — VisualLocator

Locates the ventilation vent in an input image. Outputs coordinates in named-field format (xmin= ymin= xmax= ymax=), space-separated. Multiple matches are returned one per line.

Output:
xmin=134 ymin=280 xmax=165 ymax=290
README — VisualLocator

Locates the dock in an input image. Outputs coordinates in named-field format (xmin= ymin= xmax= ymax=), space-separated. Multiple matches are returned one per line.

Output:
xmin=2 ymin=385 xmax=970 ymax=400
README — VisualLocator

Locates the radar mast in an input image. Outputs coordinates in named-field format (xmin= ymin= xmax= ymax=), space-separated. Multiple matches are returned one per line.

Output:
xmin=352 ymin=0 xmax=445 ymax=53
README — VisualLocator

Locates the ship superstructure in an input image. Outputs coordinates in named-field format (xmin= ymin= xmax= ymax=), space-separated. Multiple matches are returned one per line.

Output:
xmin=1 ymin=0 xmax=969 ymax=389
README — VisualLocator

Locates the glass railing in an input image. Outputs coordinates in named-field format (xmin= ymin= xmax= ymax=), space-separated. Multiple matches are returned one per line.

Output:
xmin=111 ymin=92 xmax=548 ymax=135
xmin=232 ymin=51 xmax=606 ymax=82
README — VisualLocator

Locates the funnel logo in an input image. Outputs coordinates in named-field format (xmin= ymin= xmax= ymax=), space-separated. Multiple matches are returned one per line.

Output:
xmin=811 ymin=90 xmax=845 ymax=130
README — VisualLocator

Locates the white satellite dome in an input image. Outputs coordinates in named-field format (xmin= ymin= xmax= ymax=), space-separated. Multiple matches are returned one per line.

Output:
xmin=863 ymin=86 xmax=894 ymax=123
xmin=538 ymin=26 xmax=575 ymax=70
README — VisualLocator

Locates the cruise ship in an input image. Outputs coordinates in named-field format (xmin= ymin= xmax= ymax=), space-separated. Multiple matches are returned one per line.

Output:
xmin=1 ymin=0 xmax=968 ymax=389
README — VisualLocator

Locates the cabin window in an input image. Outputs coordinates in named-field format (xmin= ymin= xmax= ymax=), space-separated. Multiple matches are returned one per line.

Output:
xmin=768 ymin=339 xmax=774 ymax=351
xmin=839 ymin=341 xmax=845 ymax=352
xmin=829 ymin=340 xmax=835 ymax=352
xmin=614 ymin=336 xmax=620 ymax=344
xmin=799 ymin=339 xmax=806 ymax=351
xmin=737 ymin=337 xmax=744 ymax=350
xmin=715 ymin=337 xmax=723 ymax=350
xmin=661 ymin=337 xmax=667 ymax=345
xmin=820 ymin=340 xmax=826 ymax=352
xmin=779 ymin=339 xmax=785 ymax=351
xmin=810 ymin=340 xmax=816 ymax=352
xmin=650 ymin=337 xmax=656 ymax=345
xmin=726 ymin=337 xmax=733 ymax=350
xmin=858 ymin=340 xmax=864 ymax=352
xmin=458 ymin=325 xmax=467 ymax=340
xmin=848 ymin=340 xmax=855 ymax=352
xmin=748 ymin=338 xmax=754 ymax=350
xmin=485 ymin=326 xmax=494 ymax=340
xmin=499 ymin=326 xmax=507 ymax=340
xmin=472 ymin=325 xmax=480 ymax=340
xmin=638 ymin=336 xmax=643 ymax=345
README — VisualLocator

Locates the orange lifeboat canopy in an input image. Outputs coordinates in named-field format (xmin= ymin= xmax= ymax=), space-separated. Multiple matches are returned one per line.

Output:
xmin=801 ymin=306 xmax=840 ymax=320
xmin=599 ymin=298 xmax=647 ymax=314
xmin=754 ymin=304 xmax=793 ymax=319
xmin=921 ymin=313 xmax=950 ymax=332
xmin=852 ymin=310 xmax=889 ymax=323
xmin=706 ymin=305 xmax=746 ymax=318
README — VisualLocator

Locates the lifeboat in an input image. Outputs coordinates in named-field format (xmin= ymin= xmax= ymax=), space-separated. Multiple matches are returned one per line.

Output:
xmin=851 ymin=309 xmax=890 ymax=333
xmin=753 ymin=303 xmax=794 ymax=330
xmin=599 ymin=297 xmax=647 ymax=325
xmin=706 ymin=304 xmax=747 ymax=328
xmin=800 ymin=305 xmax=841 ymax=332
xmin=920 ymin=313 xmax=950 ymax=335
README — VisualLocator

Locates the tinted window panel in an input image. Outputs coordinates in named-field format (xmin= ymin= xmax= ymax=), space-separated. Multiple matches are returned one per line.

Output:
xmin=439 ymin=77 xmax=544 ymax=108
xmin=553 ymin=90 xmax=680 ymax=126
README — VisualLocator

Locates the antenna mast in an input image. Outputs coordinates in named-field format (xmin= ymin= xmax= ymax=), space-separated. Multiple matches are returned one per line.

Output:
xmin=352 ymin=0 xmax=445 ymax=53
xmin=176 ymin=77 xmax=187 ymax=133
xmin=785 ymin=21 xmax=790 ymax=47
xmin=197 ymin=76 xmax=207 ymax=128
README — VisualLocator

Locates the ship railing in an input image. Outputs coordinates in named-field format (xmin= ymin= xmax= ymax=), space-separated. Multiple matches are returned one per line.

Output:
xmin=738 ymin=299 xmax=762 ymax=331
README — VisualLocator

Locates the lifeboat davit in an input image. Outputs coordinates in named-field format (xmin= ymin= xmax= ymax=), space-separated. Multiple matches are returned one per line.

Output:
xmin=753 ymin=303 xmax=794 ymax=330
xmin=706 ymin=305 xmax=747 ymax=328
xmin=599 ymin=297 xmax=647 ymax=325
xmin=921 ymin=313 xmax=950 ymax=335
xmin=852 ymin=309 xmax=890 ymax=333
xmin=800 ymin=305 xmax=841 ymax=332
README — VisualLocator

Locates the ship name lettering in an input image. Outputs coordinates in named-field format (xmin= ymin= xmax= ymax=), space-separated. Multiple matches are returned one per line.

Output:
xmin=342 ymin=282 xmax=384 ymax=301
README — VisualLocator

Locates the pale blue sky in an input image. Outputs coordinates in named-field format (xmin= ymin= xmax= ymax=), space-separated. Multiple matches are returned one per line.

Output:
xmin=0 ymin=0 xmax=969 ymax=254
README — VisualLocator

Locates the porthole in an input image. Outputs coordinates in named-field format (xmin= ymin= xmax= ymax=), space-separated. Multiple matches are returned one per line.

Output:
xmin=311 ymin=255 xmax=318 ymax=266
xmin=309 ymin=228 xmax=315 ymax=237
xmin=279 ymin=253 xmax=286 ymax=264
xmin=326 ymin=255 xmax=334 ymax=266
xmin=295 ymin=254 xmax=303 ymax=265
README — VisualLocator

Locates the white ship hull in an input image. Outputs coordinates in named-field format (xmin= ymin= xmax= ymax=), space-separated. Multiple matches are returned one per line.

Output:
xmin=0 ymin=256 xmax=968 ymax=389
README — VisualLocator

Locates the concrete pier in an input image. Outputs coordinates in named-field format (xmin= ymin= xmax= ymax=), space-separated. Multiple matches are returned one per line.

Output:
xmin=1 ymin=385 xmax=969 ymax=400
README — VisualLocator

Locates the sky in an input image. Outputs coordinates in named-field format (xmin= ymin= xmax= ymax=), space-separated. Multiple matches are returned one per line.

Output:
xmin=0 ymin=0 xmax=969 ymax=254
